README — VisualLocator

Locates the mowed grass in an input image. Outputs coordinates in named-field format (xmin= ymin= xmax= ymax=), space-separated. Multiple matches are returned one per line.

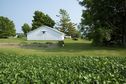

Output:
xmin=0 ymin=38 xmax=25 ymax=43
xmin=0 ymin=38 xmax=126 ymax=56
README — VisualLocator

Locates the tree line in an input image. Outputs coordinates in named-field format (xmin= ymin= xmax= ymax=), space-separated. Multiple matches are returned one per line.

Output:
xmin=0 ymin=0 xmax=125 ymax=47
xmin=0 ymin=9 xmax=79 ymax=39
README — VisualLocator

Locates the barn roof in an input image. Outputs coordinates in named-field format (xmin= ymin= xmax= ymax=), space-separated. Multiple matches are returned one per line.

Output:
xmin=27 ymin=25 xmax=64 ymax=35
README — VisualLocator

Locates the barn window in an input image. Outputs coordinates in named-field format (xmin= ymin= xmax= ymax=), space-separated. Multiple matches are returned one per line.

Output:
xmin=42 ymin=31 xmax=46 ymax=34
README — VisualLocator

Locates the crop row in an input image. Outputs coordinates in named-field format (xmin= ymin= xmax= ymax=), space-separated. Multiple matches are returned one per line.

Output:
xmin=0 ymin=52 xmax=126 ymax=84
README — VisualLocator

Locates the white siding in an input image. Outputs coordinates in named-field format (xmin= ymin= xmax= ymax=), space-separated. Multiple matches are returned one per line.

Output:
xmin=27 ymin=26 xmax=64 ymax=40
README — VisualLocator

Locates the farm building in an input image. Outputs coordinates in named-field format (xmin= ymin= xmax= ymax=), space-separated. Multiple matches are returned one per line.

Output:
xmin=27 ymin=26 xmax=64 ymax=40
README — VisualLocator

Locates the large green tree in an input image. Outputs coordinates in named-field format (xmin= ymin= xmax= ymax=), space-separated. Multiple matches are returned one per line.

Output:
xmin=79 ymin=0 xmax=126 ymax=46
xmin=22 ymin=23 xmax=31 ymax=36
xmin=57 ymin=9 xmax=77 ymax=37
xmin=0 ymin=16 xmax=16 ymax=38
xmin=32 ymin=11 xmax=55 ymax=30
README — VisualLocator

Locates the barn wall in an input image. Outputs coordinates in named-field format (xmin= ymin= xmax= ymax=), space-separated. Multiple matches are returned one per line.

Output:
xmin=27 ymin=27 xmax=64 ymax=40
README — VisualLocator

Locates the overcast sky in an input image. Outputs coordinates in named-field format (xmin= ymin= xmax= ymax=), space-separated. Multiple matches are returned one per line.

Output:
xmin=0 ymin=0 xmax=83 ymax=33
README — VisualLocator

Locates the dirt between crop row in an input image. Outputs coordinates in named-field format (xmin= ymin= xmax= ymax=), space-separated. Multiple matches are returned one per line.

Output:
xmin=0 ymin=43 xmax=58 ymax=49
xmin=0 ymin=43 xmax=20 ymax=48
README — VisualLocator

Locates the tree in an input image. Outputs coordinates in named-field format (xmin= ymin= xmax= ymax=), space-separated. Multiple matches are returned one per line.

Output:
xmin=22 ymin=23 xmax=31 ymax=36
xmin=57 ymin=9 xmax=78 ymax=37
xmin=0 ymin=16 xmax=16 ymax=38
xmin=67 ymin=22 xmax=80 ymax=38
xmin=44 ymin=14 xmax=55 ymax=28
xmin=79 ymin=0 xmax=126 ymax=46
xmin=32 ymin=11 xmax=55 ymax=30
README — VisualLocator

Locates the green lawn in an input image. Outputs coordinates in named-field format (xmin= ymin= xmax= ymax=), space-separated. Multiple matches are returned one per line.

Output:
xmin=0 ymin=38 xmax=126 ymax=56
xmin=0 ymin=38 xmax=25 ymax=43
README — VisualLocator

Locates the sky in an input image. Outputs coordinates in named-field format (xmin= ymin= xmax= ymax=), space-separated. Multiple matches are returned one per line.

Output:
xmin=0 ymin=0 xmax=83 ymax=33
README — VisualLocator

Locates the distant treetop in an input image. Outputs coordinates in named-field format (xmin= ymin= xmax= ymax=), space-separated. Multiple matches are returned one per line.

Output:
xmin=32 ymin=11 xmax=55 ymax=30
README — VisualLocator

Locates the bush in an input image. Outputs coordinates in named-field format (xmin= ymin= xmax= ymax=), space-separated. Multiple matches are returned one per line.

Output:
xmin=58 ymin=41 xmax=64 ymax=47
xmin=46 ymin=42 xmax=53 ymax=45
xmin=17 ymin=34 xmax=25 ymax=38
xmin=72 ymin=38 xmax=78 ymax=41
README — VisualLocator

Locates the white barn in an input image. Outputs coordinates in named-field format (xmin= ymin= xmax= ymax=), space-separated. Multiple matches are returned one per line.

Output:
xmin=27 ymin=26 xmax=64 ymax=40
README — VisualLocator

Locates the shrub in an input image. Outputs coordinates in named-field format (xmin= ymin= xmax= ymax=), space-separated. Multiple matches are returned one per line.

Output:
xmin=58 ymin=41 xmax=64 ymax=47
xmin=17 ymin=34 xmax=25 ymax=38
xmin=72 ymin=38 xmax=78 ymax=41
xmin=46 ymin=42 xmax=53 ymax=45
